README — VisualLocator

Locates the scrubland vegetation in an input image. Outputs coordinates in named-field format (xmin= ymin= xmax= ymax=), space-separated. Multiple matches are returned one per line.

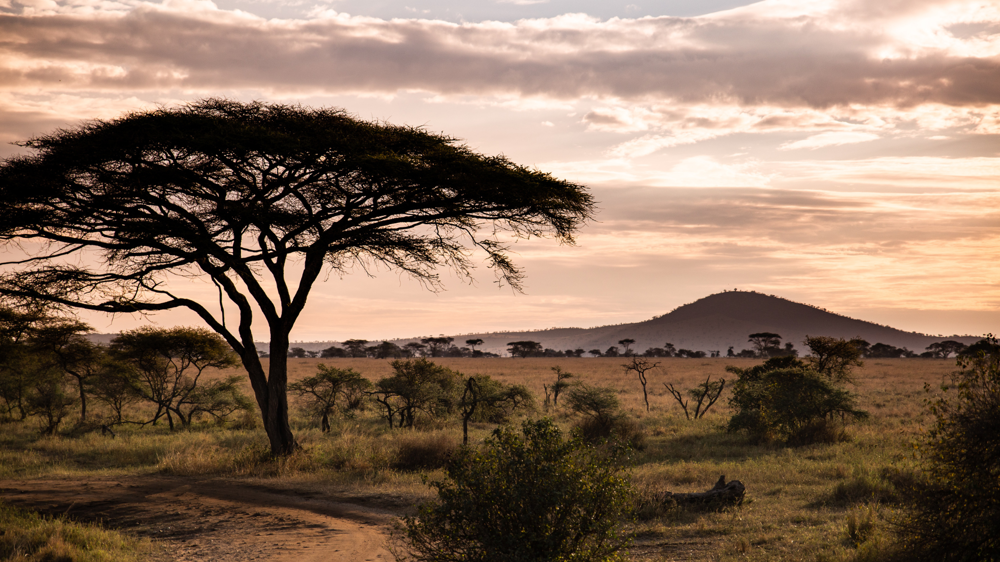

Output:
xmin=4 ymin=347 xmax=994 ymax=561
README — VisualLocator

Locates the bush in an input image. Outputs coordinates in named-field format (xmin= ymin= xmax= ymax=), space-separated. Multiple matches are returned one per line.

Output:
xmin=393 ymin=419 xmax=634 ymax=562
xmin=565 ymin=385 xmax=646 ymax=450
xmin=895 ymin=336 xmax=1000 ymax=561
xmin=393 ymin=432 xmax=460 ymax=471
xmin=727 ymin=357 xmax=867 ymax=443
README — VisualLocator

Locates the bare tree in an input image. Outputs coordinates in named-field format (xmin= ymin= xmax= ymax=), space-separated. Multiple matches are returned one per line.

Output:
xmin=622 ymin=356 xmax=659 ymax=412
xmin=664 ymin=376 xmax=726 ymax=420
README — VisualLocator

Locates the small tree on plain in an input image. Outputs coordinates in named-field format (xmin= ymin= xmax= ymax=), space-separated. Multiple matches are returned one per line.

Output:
xmin=392 ymin=419 xmax=633 ymax=562
xmin=663 ymin=376 xmax=726 ymax=420
xmin=543 ymin=366 xmax=574 ymax=409
xmin=622 ymin=356 xmax=658 ymax=412
xmin=372 ymin=359 xmax=461 ymax=428
xmin=288 ymin=365 xmax=372 ymax=432
xmin=110 ymin=327 xmax=243 ymax=430
xmin=804 ymin=335 xmax=865 ymax=383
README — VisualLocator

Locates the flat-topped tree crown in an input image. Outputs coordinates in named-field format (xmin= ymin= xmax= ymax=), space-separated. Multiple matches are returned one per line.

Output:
xmin=0 ymin=98 xmax=594 ymax=455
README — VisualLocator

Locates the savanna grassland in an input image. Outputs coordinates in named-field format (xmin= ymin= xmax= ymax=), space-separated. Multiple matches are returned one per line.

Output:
xmin=0 ymin=357 xmax=959 ymax=561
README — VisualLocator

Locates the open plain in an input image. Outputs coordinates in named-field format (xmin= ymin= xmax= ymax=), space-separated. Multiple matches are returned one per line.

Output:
xmin=0 ymin=357 xmax=959 ymax=561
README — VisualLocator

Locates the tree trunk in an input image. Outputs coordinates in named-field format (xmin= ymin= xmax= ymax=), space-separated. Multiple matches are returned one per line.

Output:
xmin=75 ymin=376 xmax=87 ymax=423
xmin=261 ymin=335 xmax=298 ymax=456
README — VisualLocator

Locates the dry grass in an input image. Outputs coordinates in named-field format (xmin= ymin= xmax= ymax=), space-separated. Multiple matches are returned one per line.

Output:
xmin=1 ymin=357 xmax=959 ymax=561
xmin=0 ymin=500 xmax=158 ymax=562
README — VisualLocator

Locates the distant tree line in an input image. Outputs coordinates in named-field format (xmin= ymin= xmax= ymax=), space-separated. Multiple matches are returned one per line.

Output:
xmin=277 ymin=337 xmax=501 ymax=360
xmin=266 ymin=333 xmax=986 ymax=362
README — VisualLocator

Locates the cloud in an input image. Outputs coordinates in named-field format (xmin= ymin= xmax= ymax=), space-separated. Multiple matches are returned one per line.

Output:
xmin=0 ymin=0 xmax=998 ymax=108
xmin=778 ymin=131 xmax=881 ymax=150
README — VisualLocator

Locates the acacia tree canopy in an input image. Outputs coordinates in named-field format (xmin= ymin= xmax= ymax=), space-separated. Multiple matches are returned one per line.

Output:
xmin=0 ymin=99 xmax=595 ymax=455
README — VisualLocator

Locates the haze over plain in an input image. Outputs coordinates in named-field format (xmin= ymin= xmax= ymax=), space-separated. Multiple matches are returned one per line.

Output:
xmin=1 ymin=0 xmax=998 ymax=340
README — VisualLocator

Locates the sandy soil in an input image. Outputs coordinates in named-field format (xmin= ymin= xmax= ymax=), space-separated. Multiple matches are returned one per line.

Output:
xmin=0 ymin=476 xmax=397 ymax=562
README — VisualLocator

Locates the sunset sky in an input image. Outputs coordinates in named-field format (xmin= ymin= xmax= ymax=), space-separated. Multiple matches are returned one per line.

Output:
xmin=1 ymin=0 xmax=998 ymax=341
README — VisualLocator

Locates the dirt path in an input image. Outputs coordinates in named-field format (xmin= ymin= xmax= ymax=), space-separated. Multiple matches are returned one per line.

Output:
xmin=0 ymin=476 xmax=397 ymax=562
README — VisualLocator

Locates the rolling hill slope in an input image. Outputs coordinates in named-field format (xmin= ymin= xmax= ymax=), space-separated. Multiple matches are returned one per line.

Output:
xmin=454 ymin=291 xmax=982 ymax=355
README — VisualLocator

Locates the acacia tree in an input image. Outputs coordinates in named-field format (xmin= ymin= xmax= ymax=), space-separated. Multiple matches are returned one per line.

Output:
xmin=748 ymin=332 xmax=782 ymax=358
xmin=507 ymin=341 xmax=542 ymax=358
xmin=0 ymin=99 xmax=593 ymax=455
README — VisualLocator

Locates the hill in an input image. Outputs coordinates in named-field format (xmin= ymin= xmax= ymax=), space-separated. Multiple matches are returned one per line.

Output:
xmin=449 ymin=291 xmax=982 ymax=355
xmin=90 ymin=291 xmax=984 ymax=356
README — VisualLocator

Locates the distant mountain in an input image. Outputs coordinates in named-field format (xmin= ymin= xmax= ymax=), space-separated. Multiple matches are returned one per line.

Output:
xmin=450 ymin=291 xmax=983 ymax=355
xmin=90 ymin=291 xmax=985 ymax=356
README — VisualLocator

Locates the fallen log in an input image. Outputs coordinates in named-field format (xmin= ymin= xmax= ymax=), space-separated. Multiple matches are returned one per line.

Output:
xmin=665 ymin=475 xmax=746 ymax=510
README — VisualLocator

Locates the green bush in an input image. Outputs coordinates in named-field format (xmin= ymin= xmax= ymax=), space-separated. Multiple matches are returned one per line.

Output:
xmin=727 ymin=357 xmax=867 ymax=443
xmin=393 ymin=419 xmax=634 ymax=562
xmin=895 ymin=336 xmax=1000 ymax=561
xmin=565 ymin=385 xmax=646 ymax=450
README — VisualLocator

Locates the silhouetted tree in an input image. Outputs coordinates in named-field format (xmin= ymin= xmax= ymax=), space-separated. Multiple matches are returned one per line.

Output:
xmin=622 ymin=356 xmax=659 ymax=412
xmin=804 ymin=336 xmax=865 ymax=383
xmin=403 ymin=342 xmax=427 ymax=358
xmin=29 ymin=318 xmax=102 ymax=423
xmin=342 ymin=339 xmax=370 ymax=358
xmin=926 ymin=340 xmax=968 ymax=359
xmin=110 ymin=327 xmax=245 ymax=430
xmin=289 ymin=347 xmax=309 ymax=359
xmin=664 ymin=375 xmax=726 ymax=420
xmin=465 ymin=338 xmax=484 ymax=356
xmin=0 ymin=99 xmax=594 ymax=455
xmin=588 ymin=349 xmax=603 ymax=357
xmin=507 ymin=341 xmax=542 ymax=358
xmin=372 ymin=359 xmax=461 ymax=428
xmin=617 ymin=339 xmax=635 ymax=356
xmin=422 ymin=337 xmax=454 ymax=358
xmin=288 ymin=365 xmax=371 ymax=432
xmin=374 ymin=341 xmax=404 ymax=359
xmin=543 ymin=366 xmax=575 ymax=409
xmin=959 ymin=338 xmax=1000 ymax=358
xmin=748 ymin=333 xmax=782 ymax=358
xmin=321 ymin=345 xmax=347 ymax=358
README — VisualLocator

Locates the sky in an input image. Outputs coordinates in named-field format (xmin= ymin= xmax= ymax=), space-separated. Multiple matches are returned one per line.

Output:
xmin=1 ymin=0 xmax=998 ymax=342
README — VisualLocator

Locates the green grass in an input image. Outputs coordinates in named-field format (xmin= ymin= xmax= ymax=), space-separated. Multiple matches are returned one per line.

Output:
xmin=0 ymin=500 xmax=157 ymax=562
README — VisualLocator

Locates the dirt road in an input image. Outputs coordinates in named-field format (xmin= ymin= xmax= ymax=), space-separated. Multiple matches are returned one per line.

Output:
xmin=0 ymin=476 xmax=397 ymax=562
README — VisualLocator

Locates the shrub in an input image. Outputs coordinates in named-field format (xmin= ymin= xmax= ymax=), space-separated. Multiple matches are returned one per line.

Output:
xmin=727 ymin=357 xmax=867 ymax=443
xmin=459 ymin=374 xmax=534 ymax=444
xmin=393 ymin=432 xmax=460 ymax=471
xmin=895 ymin=336 xmax=1000 ymax=561
xmin=565 ymin=385 xmax=646 ymax=450
xmin=392 ymin=419 xmax=634 ymax=562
